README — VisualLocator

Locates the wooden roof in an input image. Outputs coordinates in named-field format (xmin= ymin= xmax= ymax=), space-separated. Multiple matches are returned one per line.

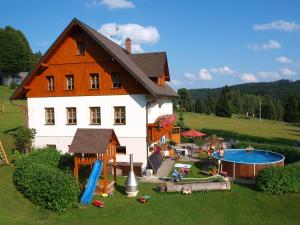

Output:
xmin=11 ymin=18 xmax=177 ymax=100
xmin=69 ymin=128 xmax=119 ymax=154
xmin=129 ymin=52 xmax=170 ymax=80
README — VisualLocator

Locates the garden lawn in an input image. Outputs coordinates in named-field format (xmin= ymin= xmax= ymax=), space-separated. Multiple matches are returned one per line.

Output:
xmin=0 ymin=86 xmax=25 ymax=159
xmin=1 ymin=165 xmax=300 ymax=225
xmin=183 ymin=112 xmax=300 ymax=145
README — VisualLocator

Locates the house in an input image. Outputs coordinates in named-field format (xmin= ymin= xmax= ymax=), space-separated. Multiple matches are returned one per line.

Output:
xmin=10 ymin=18 xmax=178 ymax=172
xmin=0 ymin=72 xmax=28 ymax=86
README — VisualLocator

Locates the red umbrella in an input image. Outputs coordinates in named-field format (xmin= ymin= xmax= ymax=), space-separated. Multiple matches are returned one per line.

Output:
xmin=181 ymin=129 xmax=207 ymax=138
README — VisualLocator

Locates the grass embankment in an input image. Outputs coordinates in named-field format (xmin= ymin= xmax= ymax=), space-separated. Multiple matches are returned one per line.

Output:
xmin=0 ymin=86 xmax=25 ymax=159
xmin=183 ymin=112 xmax=300 ymax=145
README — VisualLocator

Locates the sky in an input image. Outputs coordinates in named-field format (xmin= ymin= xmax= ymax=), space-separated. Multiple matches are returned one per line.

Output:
xmin=1 ymin=0 xmax=300 ymax=89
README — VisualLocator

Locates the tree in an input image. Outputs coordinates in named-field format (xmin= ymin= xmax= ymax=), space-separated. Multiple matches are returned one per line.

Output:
xmin=177 ymin=111 xmax=185 ymax=130
xmin=195 ymin=98 xmax=206 ymax=113
xmin=215 ymin=86 xmax=232 ymax=118
xmin=0 ymin=26 xmax=35 ymax=77
xmin=14 ymin=127 xmax=36 ymax=154
xmin=177 ymin=88 xmax=193 ymax=112
xmin=283 ymin=94 xmax=300 ymax=123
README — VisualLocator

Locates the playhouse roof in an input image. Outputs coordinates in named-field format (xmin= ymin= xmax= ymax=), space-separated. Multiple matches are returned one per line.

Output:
xmin=69 ymin=128 xmax=119 ymax=154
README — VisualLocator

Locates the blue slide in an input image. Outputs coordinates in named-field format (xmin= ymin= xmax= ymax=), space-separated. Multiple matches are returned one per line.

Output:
xmin=80 ymin=160 xmax=103 ymax=205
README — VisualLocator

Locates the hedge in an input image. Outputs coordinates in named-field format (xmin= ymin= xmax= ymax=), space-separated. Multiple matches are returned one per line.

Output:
xmin=234 ymin=141 xmax=300 ymax=164
xmin=13 ymin=148 xmax=80 ymax=213
xmin=256 ymin=163 xmax=300 ymax=194
xmin=15 ymin=147 xmax=61 ymax=168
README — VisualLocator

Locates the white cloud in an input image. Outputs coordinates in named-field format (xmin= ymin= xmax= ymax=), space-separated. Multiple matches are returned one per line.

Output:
xmin=184 ymin=72 xmax=198 ymax=81
xmin=257 ymin=71 xmax=280 ymax=80
xmin=168 ymin=80 xmax=181 ymax=86
xmin=247 ymin=40 xmax=281 ymax=50
xmin=86 ymin=0 xmax=135 ymax=9
xmin=98 ymin=23 xmax=160 ymax=53
xmin=210 ymin=66 xmax=235 ymax=75
xmin=254 ymin=20 xmax=300 ymax=32
xmin=240 ymin=73 xmax=258 ymax=82
xmin=279 ymin=68 xmax=296 ymax=76
xmin=275 ymin=56 xmax=293 ymax=64
xmin=199 ymin=68 xmax=213 ymax=80
xmin=184 ymin=68 xmax=213 ymax=81
xmin=262 ymin=40 xmax=281 ymax=49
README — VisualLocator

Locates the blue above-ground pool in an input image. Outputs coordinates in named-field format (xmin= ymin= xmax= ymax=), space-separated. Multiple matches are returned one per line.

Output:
xmin=212 ymin=149 xmax=285 ymax=178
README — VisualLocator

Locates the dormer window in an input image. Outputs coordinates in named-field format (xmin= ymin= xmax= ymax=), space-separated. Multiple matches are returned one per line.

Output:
xmin=111 ymin=72 xmax=121 ymax=89
xmin=90 ymin=73 xmax=99 ymax=89
xmin=76 ymin=42 xmax=85 ymax=55
xmin=46 ymin=76 xmax=54 ymax=91
xmin=66 ymin=75 xmax=74 ymax=90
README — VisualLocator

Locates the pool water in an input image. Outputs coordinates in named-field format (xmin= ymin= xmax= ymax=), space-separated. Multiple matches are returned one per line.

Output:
xmin=213 ymin=149 xmax=284 ymax=164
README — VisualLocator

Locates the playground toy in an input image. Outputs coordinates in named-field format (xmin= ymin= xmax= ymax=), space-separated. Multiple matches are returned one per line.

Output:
xmin=93 ymin=200 xmax=104 ymax=208
xmin=182 ymin=188 xmax=192 ymax=195
xmin=69 ymin=129 xmax=119 ymax=204
xmin=0 ymin=141 xmax=9 ymax=165
xmin=101 ymin=193 xmax=109 ymax=198
xmin=170 ymin=169 xmax=183 ymax=183
xmin=138 ymin=195 xmax=151 ymax=204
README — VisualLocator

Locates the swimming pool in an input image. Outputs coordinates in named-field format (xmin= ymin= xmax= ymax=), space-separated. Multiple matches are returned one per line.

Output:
xmin=212 ymin=149 xmax=285 ymax=179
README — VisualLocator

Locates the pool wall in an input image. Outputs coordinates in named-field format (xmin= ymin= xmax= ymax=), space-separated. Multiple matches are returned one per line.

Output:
xmin=220 ymin=160 xmax=284 ymax=179
xmin=213 ymin=150 xmax=285 ymax=179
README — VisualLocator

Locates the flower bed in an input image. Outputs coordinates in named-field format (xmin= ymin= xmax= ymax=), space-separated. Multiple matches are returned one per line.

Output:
xmin=155 ymin=114 xmax=176 ymax=128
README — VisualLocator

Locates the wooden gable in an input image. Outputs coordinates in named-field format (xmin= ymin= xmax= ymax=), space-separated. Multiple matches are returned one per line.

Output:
xmin=20 ymin=24 xmax=149 ymax=98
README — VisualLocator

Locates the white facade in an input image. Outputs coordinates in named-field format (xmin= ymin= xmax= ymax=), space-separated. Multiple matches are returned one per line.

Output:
xmin=28 ymin=94 xmax=173 ymax=169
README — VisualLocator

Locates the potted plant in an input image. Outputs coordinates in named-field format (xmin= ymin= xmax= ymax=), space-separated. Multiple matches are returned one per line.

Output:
xmin=208 ymin=166 xmax=218 ymax=176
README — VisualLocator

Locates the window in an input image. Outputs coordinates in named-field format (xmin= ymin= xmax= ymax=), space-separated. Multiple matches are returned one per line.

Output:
xmin=45 ymin=108 xmax=55 ymax=125
xmin=111 ymin=72 xmax=121 ymax=88
xmin=76 ymin=42 xmax=85 ymax=55
xmin=116 ymin=146 xmax=126 ymax=155
xmin=114 ymin=106 xmax=126 ymax=125
xmin=90 ymin=107 xmax=101 ymax=125
xmin=90 ymin=73 xmax=99 ymax=89
xmin=66 ymin=75 xmax=74 ymax=90
xmin=46 ymin=76 xmax=54 ymax=91
xmin=46 ymin=144 xmax=56 ymax=149
xmin=66 ymin=107 xmax=77 ymax=125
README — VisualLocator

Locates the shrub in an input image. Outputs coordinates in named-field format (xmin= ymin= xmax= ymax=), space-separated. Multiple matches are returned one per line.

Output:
xmin=256 ymin=163 xmax=300 ymax=194
xmin=14 ymin=127 xmax=36 ymax=154
xmin=234 ymin=141 xmax=300 ymax=164
xmin=13 ymin=148 xmax=80 ymax=213
xmin=27 ymin=147 xmax=61 ymax=167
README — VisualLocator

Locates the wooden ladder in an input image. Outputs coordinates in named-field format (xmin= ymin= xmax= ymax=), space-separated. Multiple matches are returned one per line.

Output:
xmin=0 ymin=141 xmax=9 ymax=165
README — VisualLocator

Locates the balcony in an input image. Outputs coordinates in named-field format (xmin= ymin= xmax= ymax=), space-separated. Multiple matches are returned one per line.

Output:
xmin=147 ymin=114 xmax=179 ymax=143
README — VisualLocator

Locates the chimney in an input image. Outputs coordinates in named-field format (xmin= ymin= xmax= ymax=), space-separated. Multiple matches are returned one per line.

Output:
xmin=125 ymin=37 xmax=131 ymax=53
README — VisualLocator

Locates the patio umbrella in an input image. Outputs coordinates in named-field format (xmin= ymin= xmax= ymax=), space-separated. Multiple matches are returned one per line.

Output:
xmin=181 ymin=129 xmax=207 ymax=138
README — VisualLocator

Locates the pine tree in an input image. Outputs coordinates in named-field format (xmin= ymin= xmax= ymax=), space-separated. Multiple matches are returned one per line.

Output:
xmin=0 ymin=26 xmax=35 ymax=77
xmin=215 ymin=87 xmax=232 ymax=118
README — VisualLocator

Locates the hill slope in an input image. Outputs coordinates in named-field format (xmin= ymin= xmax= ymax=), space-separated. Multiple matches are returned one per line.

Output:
xmin=188 ymin=79 xmax=300 ymax=100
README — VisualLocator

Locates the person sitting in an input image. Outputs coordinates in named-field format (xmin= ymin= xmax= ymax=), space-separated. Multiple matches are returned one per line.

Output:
xmin=246 ymin=145 xmax=253 ymax=152
xmin=219 ymin=147 xmax=225 ymax=157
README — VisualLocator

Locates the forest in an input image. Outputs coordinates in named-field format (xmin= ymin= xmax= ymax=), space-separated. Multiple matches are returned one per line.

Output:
xmin=0 ymin=26 xmax=41 ymax=84
xmin=175 ymin=80 xmax=300 ymax=123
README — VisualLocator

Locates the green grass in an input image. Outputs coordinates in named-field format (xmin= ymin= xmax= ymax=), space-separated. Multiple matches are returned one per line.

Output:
xmin=1 ymin=165 xmax=300 ymax=225
xmin=183 ymin=112 xmax=300 ymax=145
xmin=0 ymin=86 xmax=25 ymax=160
